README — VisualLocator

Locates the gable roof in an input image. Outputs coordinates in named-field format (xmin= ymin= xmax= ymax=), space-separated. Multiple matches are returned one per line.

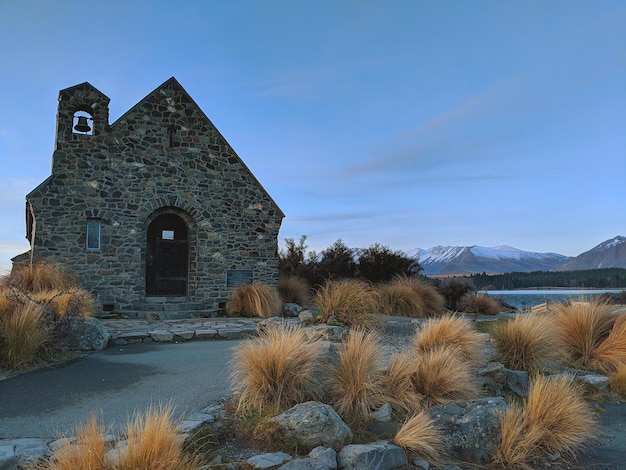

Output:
xmin=112 ymin=77 xmax=284 ymax=218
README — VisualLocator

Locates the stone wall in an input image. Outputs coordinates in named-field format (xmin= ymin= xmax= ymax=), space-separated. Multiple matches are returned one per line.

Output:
xmin=25 ymin=78 xmax=283 ymax=312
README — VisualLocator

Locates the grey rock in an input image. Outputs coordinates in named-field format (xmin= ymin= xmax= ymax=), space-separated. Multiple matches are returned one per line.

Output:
xmin=581 ymin=374 xmax=609 ymax=391
xmin=150 ymin=330 xmax=174 ymax=342
xmin=68 ymin=317 xmax=111 ymax=350
xmin=303 ymin=325 xmax=348 ymax=342
xmin=173 ymin=330 xmax=195 ymax=340
xmin=195 ymin=328 xmax=217 ymax=339
xmin=429 ymin=397 xmax=507 ymax=464
xmin=270 ymin=402 xmax=353 ymax=452
xmin=475 ymin=362 xmax=529 ymax=398
xmin=309 ymin=447 xmax=337 ymax=469
xmin=247 ymin=452 xmax=292 ymax=468
xmin=412 ymin=458 xmax=429 ymax=470
xmin=337 ymin=440 xmax=407 ymax=470
xmin=298 ymin=310 xmax=316 ymax=323
xmin=370 ymin=403 xmax=392 ymax=422
xmin=283 ymin=303 xmax=303 ymax=318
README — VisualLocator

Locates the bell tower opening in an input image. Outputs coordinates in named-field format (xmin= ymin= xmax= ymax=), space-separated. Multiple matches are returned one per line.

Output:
xmin=72 ymin=111 xmax=93 ymax=135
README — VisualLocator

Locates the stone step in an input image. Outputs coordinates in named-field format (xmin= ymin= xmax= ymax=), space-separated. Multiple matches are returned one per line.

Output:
xmin=101 ymin=310 xmax=220 ymax=320
xmin=129 ymin=302 xmax=214 ymax=312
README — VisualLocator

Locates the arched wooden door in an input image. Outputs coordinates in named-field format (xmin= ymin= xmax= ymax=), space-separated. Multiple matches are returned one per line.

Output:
xmin=146 ymin=214 xmax=188 ymax=296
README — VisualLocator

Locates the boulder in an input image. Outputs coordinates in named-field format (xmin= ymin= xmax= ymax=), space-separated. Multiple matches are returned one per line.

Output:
xmin=247 ymin=452 xmax=292 ymax=469
xmin=269 ymin=402 xmax=353 ymax=452
xmin=337 ymin=440 xmax=407 ymax=470
xmin=283 ymin=303 xmax=304 ymax=318
xmin=68 ymin=317 xmax=111 ymax=351
xmin=429 ymin=397 xmax=507 ymax=464
xmin=475 ymin=362 xmax=529 ymax=398
xmin=279 ymin=446 xmax=337 ymax=469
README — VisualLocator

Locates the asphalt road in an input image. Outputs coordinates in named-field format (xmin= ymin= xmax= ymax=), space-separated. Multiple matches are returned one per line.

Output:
xmin=0 ymin=340 xmax=240 ymax=438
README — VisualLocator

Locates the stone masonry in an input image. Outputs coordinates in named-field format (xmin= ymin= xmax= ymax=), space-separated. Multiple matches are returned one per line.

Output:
xmin=16 ymin=78 xmax=284 ymax=314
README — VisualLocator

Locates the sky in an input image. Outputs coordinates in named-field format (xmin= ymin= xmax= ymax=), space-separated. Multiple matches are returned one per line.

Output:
xmin=1 ymin=0 xmax=625 ymax=274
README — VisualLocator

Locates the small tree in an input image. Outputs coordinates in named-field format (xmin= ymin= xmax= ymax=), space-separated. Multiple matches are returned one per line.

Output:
xmin=437 ymin=277 xmax=476 ymax=311
xmin=316 ymin=239 xmax=357 ymax=282
xmin=279 ymin=236 xmax=309 ymax=278
xmin=357 ymin=243 xmax=421 ymax=284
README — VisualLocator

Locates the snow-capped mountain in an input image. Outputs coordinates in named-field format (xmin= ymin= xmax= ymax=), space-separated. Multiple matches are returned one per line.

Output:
xmin=406 ymin=245 xmax=571 ymax=275
xmin=557 ymin=236 xmax=626 ymax=271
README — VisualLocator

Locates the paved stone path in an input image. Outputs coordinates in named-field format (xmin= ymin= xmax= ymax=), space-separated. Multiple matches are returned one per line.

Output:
xmin=100 ymin=316 xmax=266 ymax=345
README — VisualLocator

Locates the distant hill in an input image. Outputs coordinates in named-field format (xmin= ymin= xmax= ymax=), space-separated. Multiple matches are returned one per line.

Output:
xmin=407 ymin=236 xmax=626 ymax=275
xmin=557 ymin=236 xmax=626 ymax=271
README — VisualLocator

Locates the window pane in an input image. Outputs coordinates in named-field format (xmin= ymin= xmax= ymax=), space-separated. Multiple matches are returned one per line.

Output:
xmin=87 ymin=219 xmax=100 ymax=250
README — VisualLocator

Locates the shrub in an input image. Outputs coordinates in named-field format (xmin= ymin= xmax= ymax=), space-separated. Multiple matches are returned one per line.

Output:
xmin=43 ymin=416 xmax=106 ymax=470
xmin=116 ymin=405 xmax=199 ymax=470
xmin=590 ymin=313 xmax=626 ymax=373
xmin=278 ymin=275 xmax=311 ymax=305
xmin=329 ymin=329 xmax=386 ymax=421
xmin=9 ymin=262 xmax=77 ymax=293
xmin=410 ymin=348 xmax=481 ymax=406
xmin=384 ymin=352 xmax=424 ymax=414
xmin=357 ymin=243 xmax=421 ymax=284
xmin=458 ymin=292 xmax=501 ymax=315
xmin=413 ymin=314 xmax=485 ymax=366
xmin=315 ymin=278 xmax=378 ymax=328
xmin=552 ymin=299 xmax=615 ymax=369
xmin=393 ymin=411 xmax=442 ymax=460
xmin=376 ymin=282 xmax=425 ymax=317
xmin=608 ymin=364 xmax=626 ymax=397
xmin=230 ymin=324 xmax=323 ymax=414
xmin=524 ymin=374 xmax=597 ymax=457
xmin=226 ymin=283 xmax=282 ymax=318
xmin=0 ymin=301 xmax=51 ymax=371
xmin=437 ymin=277 xmax=475 ymax=311
xmin=491 ymin=314 xmax=564 ymax=374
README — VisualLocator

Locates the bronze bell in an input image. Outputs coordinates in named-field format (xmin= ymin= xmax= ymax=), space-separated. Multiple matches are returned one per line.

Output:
xmin=74 ymin=116 xmax=91 ymax=133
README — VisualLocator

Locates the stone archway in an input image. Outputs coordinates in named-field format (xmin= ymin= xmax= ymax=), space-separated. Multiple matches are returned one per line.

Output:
xmin=146 ymin=213 xmax=189 ymax=296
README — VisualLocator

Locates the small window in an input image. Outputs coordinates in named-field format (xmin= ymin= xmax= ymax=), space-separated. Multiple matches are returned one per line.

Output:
xmin=162 ymin=230 xmax=174 ymax=240
xmin=86 ymin=219 xmax=101 ymax=251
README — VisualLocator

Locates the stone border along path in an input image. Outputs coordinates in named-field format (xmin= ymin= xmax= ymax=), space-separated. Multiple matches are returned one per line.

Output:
xmin=0 ymin=316 xmax=299 ymax=469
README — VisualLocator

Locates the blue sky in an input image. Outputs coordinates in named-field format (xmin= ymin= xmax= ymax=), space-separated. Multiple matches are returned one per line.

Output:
xmin=1 ymin=0 xmax=624 ymax=274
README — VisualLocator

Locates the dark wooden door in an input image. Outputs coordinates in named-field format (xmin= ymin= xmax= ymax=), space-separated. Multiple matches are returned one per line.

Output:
xmin=146 ymin=214 xmax=188 ymax=296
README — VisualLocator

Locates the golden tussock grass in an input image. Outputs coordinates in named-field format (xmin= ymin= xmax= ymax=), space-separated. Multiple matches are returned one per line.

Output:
xmin=384 ymin=351 xmax=424 ymax=414
xmin=458 ymin=292 xmax=501 ymax=315
xmin=0 ymin=301 xmax=51 ymax=371
xmin=490 ymin=314 xmax=564 ymax=374
xmin=329 ymin=329 xmax=386 ymax=421
xmin=33 ymin=288 xmax=95 ymax=317
xmin=376 ymin=282 xmax=425 ymax=317
xmin=226 ymin=283 xmax=282 ymax=318
xmin=43 ymin=416 xmax=106 ymax=470
xmin=552 ymin=299 xmax=615 ymax=369
xmin=493 ymin=375 xmax=597 ymax=468
xmin=230 ymin=324 xmax=323 ymax=414
xmin=410 ymin=347 xmax=481 ymax=407
xmin=400 ymin=276 xmax=445 ymax=317
xmin=116 ymin=405 xmax=199 ymax=470
xmin=414 ymin=314 xmax=485 ymax=366
xmin=9 ymin=262 xmax=77 ymax=293
xmin=525 ymin=374 xmax=597 ymax=456
xmin=393 ymin=410 xmax=442 ymax=461
xmin=278 ymin=275 xmax=311 ymax=305
xmin=608 ymin=363 xmax=626 ymax=397
xmin=591 ymin=313 xmax=626 ymax=373
xmin=315 ymin=279 xmax=379 ymax=328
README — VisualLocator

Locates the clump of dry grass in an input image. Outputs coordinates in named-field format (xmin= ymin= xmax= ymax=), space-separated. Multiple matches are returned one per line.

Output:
xmin=552 ymin=299 xmax=616 ymax=370
xmin=329 ymin=329 xmax=386 ymax=421
xmin=401 ymin=276 xmax=445 ymax=317
xmin=458 ymin=292 xmax=501 ymax=315
xmin=393 ymin=411 xmax=442 ymax=461
xmin=608 ymin=364 xmax=626 ymax=397
xmin=231 ymin=324 xmax=323 ymax=414
xmin=116 ymin=405 xmax=199 ymax=470
xmin=278 ymin=275 xmax=311 ymax=305
xmin=0 ymin=301 xmax=51 ymax=371
xmin=315 ymin=279 xmax=379 ymax=328
xmin=33 ymin=288 xmax=95 ymax=317
xmin=490 ymin=314 xmax=564 ymax=374
xmin=414 ymin=314 xmax=485 ymax=366
xmin=384 ymin=351 xmax=424 ymax=414
xmin=9 ymin=262 xmax=77 ymax=293
xmin=376 ymin=282 xmax=425 ymax=317
xmin=493 ymin=375 xmax=597 ymax=468
xmin=591 ymin=313 xmax=626 ymax=373
xmin=43 ymin=416 xmax=106 ymax=470
xmin=226 ymin=283 xmax=282 ymax=318
xmin=411 ymin=347 xmax=481 ymax=406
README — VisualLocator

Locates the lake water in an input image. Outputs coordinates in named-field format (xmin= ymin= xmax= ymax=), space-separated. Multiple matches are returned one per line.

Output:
xmin=480 ymin=289 xmax=624 ymax=310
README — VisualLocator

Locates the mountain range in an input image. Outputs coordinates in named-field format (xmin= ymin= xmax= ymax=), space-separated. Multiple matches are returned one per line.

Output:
xmin=407 ymin=236 xmax=626 ymax=275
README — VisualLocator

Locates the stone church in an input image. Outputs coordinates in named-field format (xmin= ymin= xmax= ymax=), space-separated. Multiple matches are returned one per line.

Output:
xmin=16 ymin=78 xmax=284 ymax=315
